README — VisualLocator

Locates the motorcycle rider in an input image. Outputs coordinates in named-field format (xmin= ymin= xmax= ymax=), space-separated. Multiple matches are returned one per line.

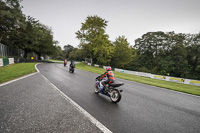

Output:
xmin=96 ymin=66 xmax=115 ymax=91
xmin=70 ymin=60 xmax=75 ymax=68
xmin=64 ymin=59 xmax=67 ymax=67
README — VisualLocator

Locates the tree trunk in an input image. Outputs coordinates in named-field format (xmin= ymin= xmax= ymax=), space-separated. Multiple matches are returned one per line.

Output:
xmin=24 ymin=50 xmax=28 ymax=59
xmin=38 ymin=53 xmax=41 ymax=60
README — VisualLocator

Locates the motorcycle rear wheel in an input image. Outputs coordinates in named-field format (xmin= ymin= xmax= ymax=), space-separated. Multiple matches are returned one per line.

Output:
xmin=110 ymin=89 xmax=121 ymax=103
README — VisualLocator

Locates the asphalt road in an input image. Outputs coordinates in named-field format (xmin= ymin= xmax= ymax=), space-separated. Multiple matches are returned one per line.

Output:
xmin=0 ymin=72 xmax=104 ymax=133
xmin=37 ymin=63 xmax=200 ymax=133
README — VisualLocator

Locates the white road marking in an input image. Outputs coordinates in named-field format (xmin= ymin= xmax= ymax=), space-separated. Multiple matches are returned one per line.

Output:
xmin=0 ymin=64 xmax=40 ymax=87
xmin=38 ymin=67 xmax=112 ymax=133
xmin=1 ymin=63 xmax=112 ymax=132
xmin=0 ymin=72 xmax=38 ymax=87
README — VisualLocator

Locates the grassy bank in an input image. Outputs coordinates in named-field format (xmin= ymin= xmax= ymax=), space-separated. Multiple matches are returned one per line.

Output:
xmin=0 ymin=63 xmax=37 ymax=84
xmin=76 ymin=63 xmax=200 ymax=96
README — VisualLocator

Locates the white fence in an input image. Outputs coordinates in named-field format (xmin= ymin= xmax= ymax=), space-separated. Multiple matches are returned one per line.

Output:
xmin=151 ymin=74 xmax=200 ymax=86
xmin=94 ymin=64 xmax=99 ymax=67
xmin=0 ymin=58 xmax=14 ymax=67
xmin=9 ymin=58 xmax=14 ymax=64
xmin=114 ymin=68 xmax=152 ymax=78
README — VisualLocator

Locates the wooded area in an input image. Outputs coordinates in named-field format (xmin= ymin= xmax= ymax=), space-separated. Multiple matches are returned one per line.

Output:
xmin=0 ymin=0 xmax=56 ymax=60
xmin=69 ymin=16 xmax=200 ymax=80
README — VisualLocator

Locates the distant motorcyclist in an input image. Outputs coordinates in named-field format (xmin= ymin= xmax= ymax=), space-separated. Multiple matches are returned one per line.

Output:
xmin=96 ymin=66 xmax=115 ymax=91
xmin=70 ymin=60 xmax=75 ymax=68
xmin=64 ymin=59 xmax=67 ymax=67
xmin=69 ymin=60 xmax=75 ymax=73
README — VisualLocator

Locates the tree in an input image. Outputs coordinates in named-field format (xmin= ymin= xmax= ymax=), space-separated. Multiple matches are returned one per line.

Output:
xmin=63 ymin=44 xmax=74 ymax=59
xmin=17 ymin=17 xmax=55 ymax=59
xmin=0 ymin=0 xmax=26 ymax=43
xmin=0 ymin=0 xmax=59 ymax=60
xmin=111 ymin=36 xmax=133 ymax=68
xmin=51 ymin=45 xmax=64 ymax=60
xmin=169 ymin=43 xmax=188 ymax=77
xmin=135 ymin=31 xmax=172 ymax=71
xmin=34 ymin=24 xmax=55 ymax=59
xmin=186 ymin=33 xmax=200 ymax=79
xmin=17 ymin=16 xmax=40 ymax=58
xmin=134 ymin=31 xmax=187 ymax=74
xmin=76 ymin=15 xmax=114 ymax=65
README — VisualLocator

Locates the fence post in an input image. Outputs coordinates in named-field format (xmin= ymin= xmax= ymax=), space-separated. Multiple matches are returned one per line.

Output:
xmin=0 ymin=58 xmax=3 ymax=66
xmin=0 ymin=44 xmax=2 ymax=57
xmin=9 ymin=58 xmax=14 ymax=64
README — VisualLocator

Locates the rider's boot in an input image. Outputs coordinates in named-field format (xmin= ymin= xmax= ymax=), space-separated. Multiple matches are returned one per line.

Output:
xmin=104 ymin=85 xmax=109 ymax=92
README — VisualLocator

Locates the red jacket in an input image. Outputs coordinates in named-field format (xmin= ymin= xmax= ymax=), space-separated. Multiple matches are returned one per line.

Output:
xmin=100 ymin=70 xmax=115 ymax=81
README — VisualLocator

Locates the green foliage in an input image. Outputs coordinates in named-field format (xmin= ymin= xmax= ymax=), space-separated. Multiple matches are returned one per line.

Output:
xmin=133 ymin=31 xmax=200 ymax=80
xmin=0 ymin=0 xmax=56 ymax=59
xmin=75 ymin=15 xmax=200 ymax=80
xmin=112 ymin=36 xmax=133 ymax=68
xmin=95 ymin=40 xmax=114 ymax=65
xmin=63 ymin=44 xmax=74 ymax=59
xmin=51 ymin=45 xmax=64 ymax=60
xmin=135 ymin=31 xmax=173 ymax=70
xmin=0 ymin=0 xmax=26 ymax=43
xmin=68 ymin=48 xmax=85 ymax=61
xmin=186 ymin=33 xmax=200 ymax=79
xmin=76 ymin=15 xmax=114 ymax=65
xmin=169 ymin=43 xmax=188 ymax=77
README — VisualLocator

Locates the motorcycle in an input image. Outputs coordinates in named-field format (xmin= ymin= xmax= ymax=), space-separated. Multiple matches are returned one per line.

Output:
xmin=64 ymin=59 xmax=67 ymax=67
xmin=64 ymin=63 xmax=67 ymax=67
xmin=69 ymin=66 xmax=75 ymax=73
xmin=94 ymin=77 xmax=124 ymax=103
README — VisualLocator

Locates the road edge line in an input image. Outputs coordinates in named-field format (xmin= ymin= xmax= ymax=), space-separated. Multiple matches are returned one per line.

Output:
xmin=0 ymin=64 xmax=40 ymax=87
xmin=39 ymin=71 xmax=112 ymax=133
xmin=0 ymin=72 xmax=38 ymax=87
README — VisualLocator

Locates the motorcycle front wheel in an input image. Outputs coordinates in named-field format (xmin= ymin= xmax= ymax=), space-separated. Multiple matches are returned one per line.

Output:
xmin=110 ymin=89 xmax=121 ymax=103
xmin=94 ymin=84 xmax=99 ymax=94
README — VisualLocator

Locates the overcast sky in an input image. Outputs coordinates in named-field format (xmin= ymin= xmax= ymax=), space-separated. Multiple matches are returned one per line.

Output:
xmin=21 ymin=0 xmax=200 ymax=49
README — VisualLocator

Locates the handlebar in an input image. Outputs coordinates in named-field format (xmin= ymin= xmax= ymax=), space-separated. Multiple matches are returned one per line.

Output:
xmin=95 ymin=77 xmax=106 ymax=81
xmin=95 ymin=78 xmax=101 ymax=81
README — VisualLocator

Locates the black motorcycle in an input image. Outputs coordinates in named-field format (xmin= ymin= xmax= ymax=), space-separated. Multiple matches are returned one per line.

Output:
xmin=69 ymin=66 xmax=75 ymax=73
xmin=94 ymin=77 xmax=124 ymax=103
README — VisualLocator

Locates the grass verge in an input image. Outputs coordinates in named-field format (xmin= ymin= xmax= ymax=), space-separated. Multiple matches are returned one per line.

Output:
xmin=76 ymin=63 xmax=200 ymax=96
xmin=0 ymin=63 xmax=37 ymax=84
